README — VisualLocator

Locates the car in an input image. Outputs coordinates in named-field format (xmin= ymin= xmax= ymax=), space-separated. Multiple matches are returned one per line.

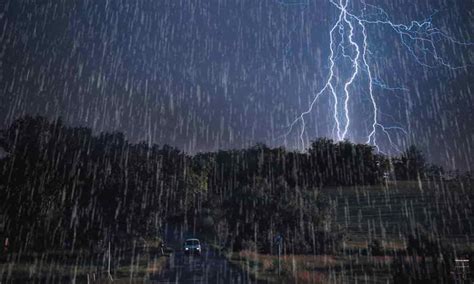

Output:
xmin=183 ymin=238 xmax=201 ymax=256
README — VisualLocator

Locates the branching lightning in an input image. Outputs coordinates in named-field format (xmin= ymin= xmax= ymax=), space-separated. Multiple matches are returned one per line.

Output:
xmin=284 ymin=0 xmax=473 ymax=151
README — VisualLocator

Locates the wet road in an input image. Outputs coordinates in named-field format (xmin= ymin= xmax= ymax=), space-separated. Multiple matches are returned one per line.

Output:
xmin=151 ymin=244 xmax=253 ymax=283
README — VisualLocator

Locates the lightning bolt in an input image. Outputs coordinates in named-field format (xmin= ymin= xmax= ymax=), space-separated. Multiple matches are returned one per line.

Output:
xmin=284 ymin=0 xmax=473 ymax=151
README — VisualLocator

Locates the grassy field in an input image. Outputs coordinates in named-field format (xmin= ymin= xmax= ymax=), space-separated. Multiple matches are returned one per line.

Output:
xmin=323 ymin=180 xmax=474 ymax=248
xmin=225 ymin=180 xmax=474 ymax=283
xmin=0 ymin=239 xmax=168 ymax=283
xmin=227 ymin=249 xmax=397 ymax=283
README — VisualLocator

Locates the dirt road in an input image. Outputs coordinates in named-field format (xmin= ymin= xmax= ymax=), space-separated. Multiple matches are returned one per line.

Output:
xmin=151 ymin=243 xmax=254 ymax=283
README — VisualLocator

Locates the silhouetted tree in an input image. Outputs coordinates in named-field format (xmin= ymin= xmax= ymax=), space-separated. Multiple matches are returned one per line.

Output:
xmin=393 ymin=145 xmax=426 ymax=180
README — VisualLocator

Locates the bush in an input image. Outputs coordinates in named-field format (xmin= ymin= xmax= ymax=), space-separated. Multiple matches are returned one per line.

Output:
xmin=369 ymin=239 xmax=384 ymax=256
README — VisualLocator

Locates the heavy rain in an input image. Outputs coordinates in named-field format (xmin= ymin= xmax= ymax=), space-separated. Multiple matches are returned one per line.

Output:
xmin=0 ymin=0 xmax=473 ymax=283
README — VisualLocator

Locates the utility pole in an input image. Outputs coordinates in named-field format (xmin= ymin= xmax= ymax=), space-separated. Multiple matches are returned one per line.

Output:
xmin=275 ymin=234 xmax=283 ymax=276
xmin=108 ymin=241 xmax=113 ymax=281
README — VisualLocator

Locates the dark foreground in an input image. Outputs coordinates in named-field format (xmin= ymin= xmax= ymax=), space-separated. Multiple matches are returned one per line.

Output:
xmin=0 ymin=243 xmax=254 ymax=284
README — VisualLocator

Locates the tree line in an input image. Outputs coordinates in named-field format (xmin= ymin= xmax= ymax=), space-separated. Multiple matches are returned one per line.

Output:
xmin=0 ymin=116 xmax=440 ymax=253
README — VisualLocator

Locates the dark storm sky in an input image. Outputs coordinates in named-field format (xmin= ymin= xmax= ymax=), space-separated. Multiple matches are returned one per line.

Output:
xmin=1 ymin=0 xmax=473 ymax=170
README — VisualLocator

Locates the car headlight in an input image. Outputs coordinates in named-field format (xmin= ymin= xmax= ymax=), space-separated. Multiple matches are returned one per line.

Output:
xmin=185 ymin=247 xmax=189 ymax=250
xmin=197 ymin=247 xmax=200 ymax=250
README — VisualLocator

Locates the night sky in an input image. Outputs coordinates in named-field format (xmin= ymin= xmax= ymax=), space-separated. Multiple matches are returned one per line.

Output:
xmin=1 ymin=0 xmax=473 ymax=170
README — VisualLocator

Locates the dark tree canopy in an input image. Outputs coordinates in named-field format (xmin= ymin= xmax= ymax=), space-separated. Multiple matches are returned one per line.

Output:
xmin=0 ymin=116 xmax=433 ymax=253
